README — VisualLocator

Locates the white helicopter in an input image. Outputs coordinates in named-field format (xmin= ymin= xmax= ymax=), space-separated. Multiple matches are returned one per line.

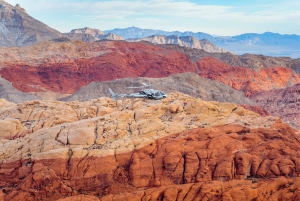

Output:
xmin=109 ymin=83 xmax=167 ymax=100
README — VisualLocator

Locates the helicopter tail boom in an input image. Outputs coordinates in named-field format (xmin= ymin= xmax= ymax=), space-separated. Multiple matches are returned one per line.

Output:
xmin=108 ymin=88 xmax=118 ymax=100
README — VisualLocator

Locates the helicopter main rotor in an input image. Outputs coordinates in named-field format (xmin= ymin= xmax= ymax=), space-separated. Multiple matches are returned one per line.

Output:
xmin=127 ymin=83 xmax=151 ymax=89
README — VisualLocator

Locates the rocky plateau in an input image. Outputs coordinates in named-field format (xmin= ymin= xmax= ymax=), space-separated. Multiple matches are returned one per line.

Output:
xmin=1 ymin=92 xmax=300 ymax=201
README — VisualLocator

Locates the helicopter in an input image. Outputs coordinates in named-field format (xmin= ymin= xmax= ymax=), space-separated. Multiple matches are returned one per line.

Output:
xmin=108 ymin=83 xmax=167 ymax=100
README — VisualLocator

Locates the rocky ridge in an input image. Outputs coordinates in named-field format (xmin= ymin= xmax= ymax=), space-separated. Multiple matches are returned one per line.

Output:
xmin=128 ymin=35 xmax=228 ymax=53
xmin=0 ymin=93 xmax=300 ymax=200
xmin=62 ymin=72 xmax=254 ymax=105
xmin=0 ymin=0 xmax=62 ymax=47
xmin=0 ymin=41 xmax=197 ymax=93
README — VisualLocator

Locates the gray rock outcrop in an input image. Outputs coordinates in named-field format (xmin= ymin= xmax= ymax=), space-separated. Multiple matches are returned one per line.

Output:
xmin=61 ymin=72 xmax=253 ymax=105
xmin=0 ymin=76 xmax=38 ymax=103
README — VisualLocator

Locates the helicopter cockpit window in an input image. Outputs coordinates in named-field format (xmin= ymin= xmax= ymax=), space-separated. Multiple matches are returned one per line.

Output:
xmin=155 ymin=91 xmax=161 ymax=96
xmin=159 ymin=91 xmax=165 ymax=95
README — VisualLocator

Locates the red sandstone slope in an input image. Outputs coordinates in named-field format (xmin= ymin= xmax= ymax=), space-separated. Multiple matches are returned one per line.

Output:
xmin=0 ymin=41 xmax=299 ymax=96
xmin=197 ymin=57 xmax=300 ymax=96
xmin=0 ymin=41 xmax=196 ymax=93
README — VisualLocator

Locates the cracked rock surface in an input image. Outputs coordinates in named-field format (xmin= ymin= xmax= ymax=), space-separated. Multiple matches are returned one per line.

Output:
xmin=0 ymin=92 xmax=299 ymax=201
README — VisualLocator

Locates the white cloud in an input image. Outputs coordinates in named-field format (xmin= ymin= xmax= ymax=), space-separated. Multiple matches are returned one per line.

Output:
xmin=3 ymin=0 xmax=300 ymax=35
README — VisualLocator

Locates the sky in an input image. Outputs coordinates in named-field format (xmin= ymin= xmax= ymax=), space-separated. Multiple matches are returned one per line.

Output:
xmin=4 ymin=0 xmax=300 ymax=36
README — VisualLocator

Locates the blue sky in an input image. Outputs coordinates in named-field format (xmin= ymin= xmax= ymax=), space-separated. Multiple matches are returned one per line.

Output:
xmin=4 ymin=0 xmax=300 ymax=36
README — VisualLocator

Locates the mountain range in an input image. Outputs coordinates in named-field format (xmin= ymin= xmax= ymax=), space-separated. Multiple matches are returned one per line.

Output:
xmin=127 ymin=35 xmax=228 ymax=53
xmin=106 ymin=27 xmax=300 ymax=58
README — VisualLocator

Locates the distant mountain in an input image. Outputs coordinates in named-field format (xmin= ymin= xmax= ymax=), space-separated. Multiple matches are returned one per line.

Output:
xmin=104 ymin=26 xmax=214 ymax=41
xmin=0 ymin=0 xmax=62 ymax=47
xmin=63 ymin=28 xmax=123 ymax=42
xmin=222 ymin=32 xmax=300 ymax=47
xmin=98 ymin=33 xmax=123 ymax=41
xmin=105 ymin=27 xmax=300 ymax=58
xmin=128 ymin=35 xmax=228 ymax=53
xmin=70 ymin=27 xmax=104 ymax=37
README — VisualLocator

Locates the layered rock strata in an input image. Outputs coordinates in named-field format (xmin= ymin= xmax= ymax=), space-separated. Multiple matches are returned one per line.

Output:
xmin=1 ymin=93 xmax=299 ymax=201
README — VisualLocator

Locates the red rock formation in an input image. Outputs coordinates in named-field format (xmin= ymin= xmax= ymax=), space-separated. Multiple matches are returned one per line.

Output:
xmin=0 ymin=42 xmax=197 ymax=93
xmin=197 ymin=57 xmax=300 ymax=96
xmin=2 ymin=121 xmax=300 ymax=200
xmin=1 ymin=41 xmax=299 ymax=97
xmin=1 ymin=93 xmax=300 ymax=200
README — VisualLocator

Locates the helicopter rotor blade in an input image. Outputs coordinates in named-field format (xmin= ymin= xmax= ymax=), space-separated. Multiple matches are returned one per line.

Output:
xmin=127 ymin=86 xmax=145 ymax=89
xmin=142 ymin=83 xmax=151 ymax=87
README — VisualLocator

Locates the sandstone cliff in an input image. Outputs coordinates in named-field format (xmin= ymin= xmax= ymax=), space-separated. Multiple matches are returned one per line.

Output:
xmin=128 ymin=35 xmax=228 ymax=53
xmin=0 ymin=92 xmax=299 ymax=201
xmin=0 ymin=0 xmax=62 ymax=47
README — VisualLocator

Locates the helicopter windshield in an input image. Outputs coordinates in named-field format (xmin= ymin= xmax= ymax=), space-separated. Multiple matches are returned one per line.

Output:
xmin=154 ymin=91 xmax=160 ymax=96
xmin=154 ymin=91 xmax=165 ymax=96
